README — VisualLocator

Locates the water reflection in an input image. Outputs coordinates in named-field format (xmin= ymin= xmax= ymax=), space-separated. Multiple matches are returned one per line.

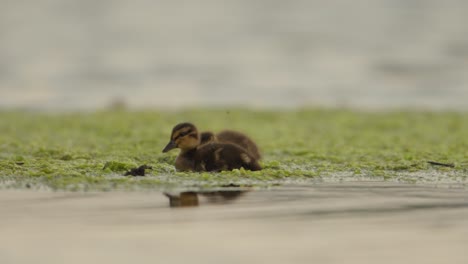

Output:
xmin=164 ymin=190 xmax=248 ymax=208
xmin=2 ymin=184 xmax=468 ymax=264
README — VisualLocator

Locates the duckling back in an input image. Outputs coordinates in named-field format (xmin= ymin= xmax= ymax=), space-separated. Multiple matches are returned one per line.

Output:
xmin=216 ymin=130 xmax=261 ymax=160
xmin=194 ymin=142 xmax=262 ymax=172
xmin=200 ymin=131 xmax=216 ymax=145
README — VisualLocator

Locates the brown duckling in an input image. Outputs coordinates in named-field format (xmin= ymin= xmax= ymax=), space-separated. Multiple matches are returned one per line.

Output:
xmin=162 ymin=123 xmax=262 ymax=172
xmin=200 ymin=130 xmax=261 ymax=160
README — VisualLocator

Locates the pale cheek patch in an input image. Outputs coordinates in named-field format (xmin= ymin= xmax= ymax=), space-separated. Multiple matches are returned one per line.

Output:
xmin=176 ymin=137 xmax=190 ymax=148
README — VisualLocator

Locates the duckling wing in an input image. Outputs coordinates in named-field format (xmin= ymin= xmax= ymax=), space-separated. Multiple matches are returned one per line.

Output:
xmin=199 ymin=131 xmax=216 ymax=145
xmin=216 ymin=130 xmax=261 ymax=160
xmin=193 ymin=143 xmax=226 ymax=172
xmin=194 ymin=143 xmax=261 ymax=172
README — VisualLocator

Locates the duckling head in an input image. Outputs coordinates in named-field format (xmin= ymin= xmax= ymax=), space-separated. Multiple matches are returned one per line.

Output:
xmin=162 ymin=122 xmax=200 ymax=153
xmin=200 ymin=131 xmax=217 ymax=145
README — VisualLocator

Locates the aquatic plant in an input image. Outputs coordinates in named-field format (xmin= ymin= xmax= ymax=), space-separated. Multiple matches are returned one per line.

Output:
xmin=1 ymin=109 xmax=467 ymax=190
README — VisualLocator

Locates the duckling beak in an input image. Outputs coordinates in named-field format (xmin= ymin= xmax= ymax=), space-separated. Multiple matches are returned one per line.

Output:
xmin=162 ymin=140 xmax=177 ymax=153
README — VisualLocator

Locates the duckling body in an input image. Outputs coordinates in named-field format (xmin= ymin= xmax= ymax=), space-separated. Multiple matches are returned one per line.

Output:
xmin=174 ymin=148 xmax=196 ymax=172
xmin=200 ymin=130 xmax=261 ymax=160
xmin=217 ymin=130 xmax=261 ymax=160
xmin=163 ymin=123 xmax=262 ymax=172
xmin=194 ymin=142 xmax=261 ymax=172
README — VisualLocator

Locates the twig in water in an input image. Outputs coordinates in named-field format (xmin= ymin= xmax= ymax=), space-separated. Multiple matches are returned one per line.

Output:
xmin=427 ymin=161 xmax=455 ymax=168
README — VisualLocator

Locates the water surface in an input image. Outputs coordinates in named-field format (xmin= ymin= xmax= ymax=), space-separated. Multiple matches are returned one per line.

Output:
xmin=1 ymin=183 xmax=467 ymax=264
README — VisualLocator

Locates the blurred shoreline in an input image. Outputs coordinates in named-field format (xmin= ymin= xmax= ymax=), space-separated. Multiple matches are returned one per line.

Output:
xmin=1 ymin=0 xmax=467 ymax=111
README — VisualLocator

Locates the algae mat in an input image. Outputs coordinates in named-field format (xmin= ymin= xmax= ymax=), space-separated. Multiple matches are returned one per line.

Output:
xmin=1 ymin=110 xmax=467 ymax=190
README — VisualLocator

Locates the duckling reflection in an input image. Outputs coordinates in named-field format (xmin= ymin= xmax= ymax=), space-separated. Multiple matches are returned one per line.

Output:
xmin=164 ymin=192 xmax=200 ymax=207
xmin=164 ymin=190 xmax=248 ymax=208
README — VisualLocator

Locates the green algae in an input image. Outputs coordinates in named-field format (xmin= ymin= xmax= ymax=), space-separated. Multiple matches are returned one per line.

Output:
xmin=1 ymin=109 xmax=468 ymax=190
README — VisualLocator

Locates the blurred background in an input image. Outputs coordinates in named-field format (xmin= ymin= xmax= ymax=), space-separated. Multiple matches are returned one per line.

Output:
xmin=1 ymin=0 xmax=467 ymax=111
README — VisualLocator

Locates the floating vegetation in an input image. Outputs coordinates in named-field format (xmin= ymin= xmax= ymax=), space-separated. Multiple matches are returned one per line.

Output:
xmin=0 ymin=109 xmax=467 ymax=190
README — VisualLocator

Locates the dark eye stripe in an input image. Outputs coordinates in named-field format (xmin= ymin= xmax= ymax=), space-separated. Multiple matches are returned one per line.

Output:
xmin=174 ymin=129 xmax=193 ymax=140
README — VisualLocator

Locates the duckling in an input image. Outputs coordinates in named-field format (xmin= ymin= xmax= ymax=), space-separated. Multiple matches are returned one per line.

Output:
xmin=200 ymin=130 xmax=261 ymax=160
xmin=162 ymin=123 xmax=262 ymax=172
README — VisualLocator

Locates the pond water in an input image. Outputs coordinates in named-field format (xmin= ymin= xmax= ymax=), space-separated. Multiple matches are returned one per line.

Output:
xmin=1 ymin=183 xmax=467 ymax=263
